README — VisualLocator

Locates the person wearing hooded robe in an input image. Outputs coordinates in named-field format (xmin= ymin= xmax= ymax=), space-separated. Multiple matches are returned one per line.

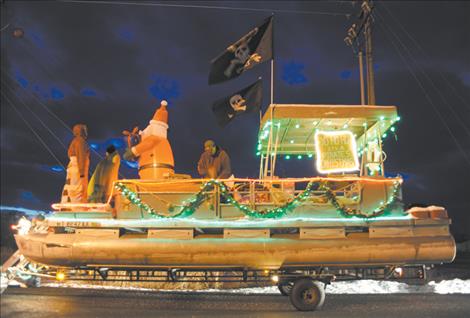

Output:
xmin=87 ymin=145 xmax=121 ymax=203
xmin=197 ymin=140 xmax=231 ymax=179
xmin=61 ymin=124 xmax=90 ymax=203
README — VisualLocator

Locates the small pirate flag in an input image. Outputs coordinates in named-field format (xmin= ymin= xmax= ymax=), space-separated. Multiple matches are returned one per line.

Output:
xmin=209 ymin=16 xmax=273 ymax=85
xmin=212 ymin=79 xmax=263 ymax=127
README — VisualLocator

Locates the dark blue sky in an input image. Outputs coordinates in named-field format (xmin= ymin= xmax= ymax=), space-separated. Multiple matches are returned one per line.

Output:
xmin=1 ymin=1 xmax=469 ymax=236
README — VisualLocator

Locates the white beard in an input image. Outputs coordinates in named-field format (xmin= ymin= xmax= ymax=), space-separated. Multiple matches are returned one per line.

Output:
xmin=140 ymin=120 xmax=168 ymax=139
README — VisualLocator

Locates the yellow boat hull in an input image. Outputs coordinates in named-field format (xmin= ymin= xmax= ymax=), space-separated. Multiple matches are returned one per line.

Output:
xmin=15 ymin=232 xmax=455 ymax=269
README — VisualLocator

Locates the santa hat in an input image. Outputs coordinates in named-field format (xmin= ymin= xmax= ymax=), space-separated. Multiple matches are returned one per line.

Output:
xmin=152 ymin=100 xmax=168 ymax=124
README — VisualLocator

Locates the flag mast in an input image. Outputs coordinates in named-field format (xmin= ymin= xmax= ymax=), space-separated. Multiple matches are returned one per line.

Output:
xmin=270 ymin=60 xmax=274 ymax=105
xmin=266 ymin=14 xmax=275 ymax=178
xmin=270 ymin=14 xmax=274 ymax=105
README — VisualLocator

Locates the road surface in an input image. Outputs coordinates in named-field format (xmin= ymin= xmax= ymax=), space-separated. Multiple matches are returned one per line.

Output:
xmin=2 ymin=287 xmax=470 ymax=317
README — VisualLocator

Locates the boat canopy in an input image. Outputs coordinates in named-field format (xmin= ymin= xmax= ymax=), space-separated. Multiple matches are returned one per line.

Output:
xmin=257 ymin=104 xmax=399 ymax=155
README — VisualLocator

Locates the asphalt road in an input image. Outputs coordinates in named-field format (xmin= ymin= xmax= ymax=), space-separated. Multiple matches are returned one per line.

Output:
xmin=1 ymin=287 xmax=470 ymax=318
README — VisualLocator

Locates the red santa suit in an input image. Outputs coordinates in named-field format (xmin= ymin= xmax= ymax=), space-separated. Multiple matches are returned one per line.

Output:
xmin=131 ymin=100 xmax=175 ymax=179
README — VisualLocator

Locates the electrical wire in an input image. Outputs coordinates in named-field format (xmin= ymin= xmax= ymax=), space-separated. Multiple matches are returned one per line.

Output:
xmin=0 ymin=23 xmax=10 ymax=32
xmin=58 ymin=0 xmax=351 ymax=17
xmin=1 ymin=69 xmax=105 ymax=161
xmin=379 ymin=2 xmax=470 ymax=109
xmin=373 ymin=15 xmax=470 ymax=167
xmin=2 ymin=69 xmax=132 ymax=178
xmin=1 ymin=91 xmax=67 ymax=170
xmin=374 ymin=9 xmax=470 ymax=137
xmin=2 ymin=79 xmax=69 ymax=151
xmin=1 ymin=36 xmax=103 ymax=147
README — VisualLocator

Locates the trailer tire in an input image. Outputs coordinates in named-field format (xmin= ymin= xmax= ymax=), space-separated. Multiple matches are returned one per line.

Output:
xmin=289 ymin=279 xmax=325 ymax=311
xmin=278 ymin=282 xmax=293 ymax=296
xmin=25 ymin=276 xmax=41 ymax=288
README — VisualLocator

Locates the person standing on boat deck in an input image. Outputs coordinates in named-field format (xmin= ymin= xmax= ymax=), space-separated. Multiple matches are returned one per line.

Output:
xmin=87 ymin=145 xmax=121 ymax=203
xmin=61 ymin=124 xmax=90 ymax=203
xmin=197 ymin=140 xmax=231 ymax=179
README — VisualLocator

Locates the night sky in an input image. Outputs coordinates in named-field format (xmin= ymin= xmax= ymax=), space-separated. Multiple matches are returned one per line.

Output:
xmin=1 ymin=1 xmax=469 ymax=237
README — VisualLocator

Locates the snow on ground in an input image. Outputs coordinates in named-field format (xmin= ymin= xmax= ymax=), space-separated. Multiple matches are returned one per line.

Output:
xmin=0 ymin=273 xmax=8 ymax=294
xmin=39 ymin=279 xmax=470 ymax=295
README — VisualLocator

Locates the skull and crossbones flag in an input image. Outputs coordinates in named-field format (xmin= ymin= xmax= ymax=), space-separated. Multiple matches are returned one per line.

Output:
xmin=208 ymin=16 xmax=273 ymax=85
xmin=211 ymin=79 xmax=263 ymax=127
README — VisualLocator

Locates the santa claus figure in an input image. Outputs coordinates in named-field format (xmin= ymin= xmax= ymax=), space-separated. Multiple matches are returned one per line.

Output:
xmin=125 ymin=100 xmax=175 ymax=179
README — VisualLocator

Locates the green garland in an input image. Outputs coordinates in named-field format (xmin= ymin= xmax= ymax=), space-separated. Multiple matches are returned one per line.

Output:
xmin=320 ymin=181 xmax=401 ymax=218
xmin=218 ymin=181 xmax=319 ymax=219
xmin=115 ymin=180 xmax=401 ymax=219
xmin=115 ymin=180 xmax=319 ymax=219
xmin=115 ymin=182 xmax=209 ymax=218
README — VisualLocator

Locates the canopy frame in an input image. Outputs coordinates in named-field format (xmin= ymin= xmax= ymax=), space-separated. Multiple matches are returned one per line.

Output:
xmin=257 ymin=104 xmax=399 ymax=178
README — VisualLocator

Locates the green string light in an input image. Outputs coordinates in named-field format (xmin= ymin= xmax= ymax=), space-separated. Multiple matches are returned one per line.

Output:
xmin=116 ymin=180 xmax=402 ymax=220
xmin=320 ymin=181 xmax=401 ymax=218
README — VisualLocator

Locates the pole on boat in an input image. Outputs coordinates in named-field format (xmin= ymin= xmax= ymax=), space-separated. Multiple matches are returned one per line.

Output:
xmin=268 ymin=59 xmax=276 ymax=178
xmin=270 ymin=13 xmax=274 ymax=106
xmin=270 ymin=59 xmax=274 ymax=105
xmin=265 ymin=14 xmax=275 ymax=178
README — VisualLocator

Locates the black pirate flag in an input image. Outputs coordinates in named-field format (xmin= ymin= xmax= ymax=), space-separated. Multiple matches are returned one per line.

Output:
xmin=208 ymin=16 xmax=273 ymax=85
xmin=212 ymin=79 xmax=263 ymax=127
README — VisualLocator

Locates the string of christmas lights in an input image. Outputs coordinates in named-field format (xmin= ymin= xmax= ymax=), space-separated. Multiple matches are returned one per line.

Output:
xmin=114 ymin=182 xmax=206 ymax=218
xmin=218 ymin=181 xmax=319 ymax=218
xmin=115 ymin=180 xmax=401 ymax=219
xmin=321 ymin=181 xmax=402 ymax=218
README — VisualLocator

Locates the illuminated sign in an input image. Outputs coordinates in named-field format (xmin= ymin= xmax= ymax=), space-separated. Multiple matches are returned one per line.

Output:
xmin=314 ymin=130 xmax=359 ymax=174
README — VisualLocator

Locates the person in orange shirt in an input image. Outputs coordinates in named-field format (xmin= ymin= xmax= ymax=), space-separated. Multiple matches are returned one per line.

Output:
xmin=61 ymin=124 xmax=90 ymax=203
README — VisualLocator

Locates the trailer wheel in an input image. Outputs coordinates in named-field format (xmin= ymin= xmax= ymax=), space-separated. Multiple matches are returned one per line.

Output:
xmin=289 ymin=278 xmax=325 ymax=311
xmin=278 ymin=282 xmax=293 ymax=296
xmin=25 ymin=276 xmax=41 ymax=288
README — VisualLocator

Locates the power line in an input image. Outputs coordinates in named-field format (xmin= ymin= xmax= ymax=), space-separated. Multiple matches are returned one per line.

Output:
xmin=1 ymin=69 xmax=105 ymax=161
xmin=0 ymin=23 xmax=10 ymax=32
xmin=2 ymin=72 xmax=130 ymax=178
xmin=58 ymin=0 xmax=351 ymax=17
xmin=374 ymin=9 xmax=470 ymax=137
xmin=2 ymin=79 xmax=69 ymax=151
xmin=380 ymin=2 xmax=470 ymax=109
xmin=374 ymin=15 xmax=470 ymax=167
xmin=1 ymin=91 xmax=67 ymax=170
xmin=2 ymin=67 xmax=133 ymax=178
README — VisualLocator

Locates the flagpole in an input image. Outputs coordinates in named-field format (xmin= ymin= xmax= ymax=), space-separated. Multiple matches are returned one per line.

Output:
xmin=270 ymin=14 xmax=274 ymax=105
xmin=267 ymin=60 xmax=274 ymax=177
xmin=270 ymin=59 xmax=274 ymax=105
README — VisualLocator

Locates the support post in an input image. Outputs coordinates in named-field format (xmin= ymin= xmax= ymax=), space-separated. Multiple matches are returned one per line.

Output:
xmin=364 ymin=0 xmax=376 ymax=105
xmin=358 ymin=51 xmax=366 ymax=105
xmin=270 ymin=59 xmax=274 ymax=105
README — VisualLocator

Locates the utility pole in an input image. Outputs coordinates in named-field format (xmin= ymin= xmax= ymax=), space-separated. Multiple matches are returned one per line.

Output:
xmin=344 ymin=0 xmax=376 ymax=105
xmin=363 ymin=0 xmax=375 ymax=105
xmin=358 ymin=51 xmax=365 ymax=105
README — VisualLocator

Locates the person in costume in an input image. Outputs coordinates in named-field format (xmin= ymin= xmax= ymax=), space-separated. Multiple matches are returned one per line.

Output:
xmin=124 ymin=100 xmax=174 ymax=180
xmin=197 ymin=140 xmax=231 ymax=179
xmin=61 ymin=124 xmax=90 ymax=203
xmin=87 ymin=145 xmax=121 ymax=203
